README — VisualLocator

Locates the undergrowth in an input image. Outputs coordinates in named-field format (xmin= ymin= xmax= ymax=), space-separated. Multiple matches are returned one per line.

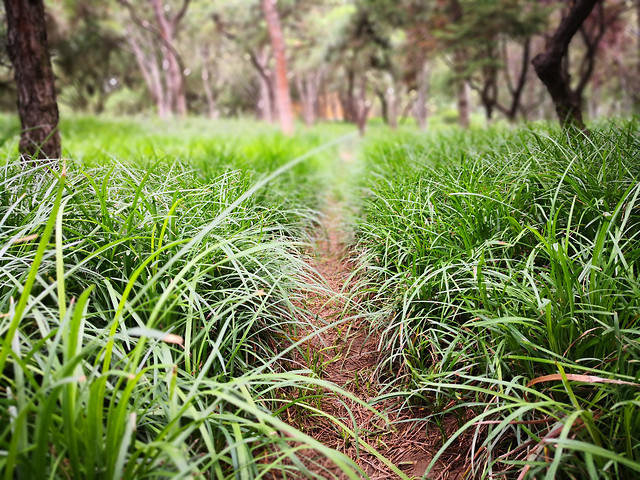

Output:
xmin=0 ymin=117 xmax=362 ymax=479
xmin=357 ymin=121 xmax=640 ymax=478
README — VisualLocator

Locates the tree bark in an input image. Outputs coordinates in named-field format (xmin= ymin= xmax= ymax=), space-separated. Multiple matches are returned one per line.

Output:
xmin=262 ymin=0 xmax=294 ymax=135
xmin=532 ymin=0 xmax=599 ymax=130
xmin=4 ymin=0 xmax=61 ymax=161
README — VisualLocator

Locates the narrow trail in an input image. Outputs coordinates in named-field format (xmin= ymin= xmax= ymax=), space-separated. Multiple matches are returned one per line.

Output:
xmin=290 ymin=170 xmax=452 ymax=478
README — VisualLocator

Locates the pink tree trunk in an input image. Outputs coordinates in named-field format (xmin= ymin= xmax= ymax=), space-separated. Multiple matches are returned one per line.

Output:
xmin=262 ymin=0 xmax=294 ymax=134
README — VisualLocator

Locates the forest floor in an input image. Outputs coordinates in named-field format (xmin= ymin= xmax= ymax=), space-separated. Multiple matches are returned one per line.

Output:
xmin=285 ymin=150 xmax=467 ymax=479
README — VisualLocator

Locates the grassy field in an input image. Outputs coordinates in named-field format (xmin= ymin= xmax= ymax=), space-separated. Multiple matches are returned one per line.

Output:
xmin=1 ymin=114 xmax=639 ymax=479
xmin=356 ymin=121 xmax=640 ymax=478
xmin=0 ymin=116 xmax=364 ymax=479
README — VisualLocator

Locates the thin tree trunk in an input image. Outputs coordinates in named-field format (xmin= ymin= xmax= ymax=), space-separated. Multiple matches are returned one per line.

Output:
xmin=4 ymin=0 xmax=61 ymax=161
xmin=454 ymin=50 xmax=470 ymax=128
xmin=262 ymin=0 xmax=294 ymax=134
xmin=635 ymin=0 xmax=640 ymax=112
xmin=355 ymin=75 xmax=371 ymax=136
xmin=386 ymin=87 xmax=398 ymax=130
xmin=340 ymin=66 xmax=359 ymax=123
xmin=258 ymin=73 xmax=274 ymax=122
xmin=199 ymin=45 xmax=218 ymax=118
xmin=377 ymin=89 xmax=388 ymax=124
xmin=295 ymin=70 xmax=323 ymax=127
xmin=253 ymin=48 xmax=274 ymax=122
xmin=201 ymin=64 xmax=218 ymax=119
xmin=502 ymin=39 xmax=531 ymax=122
xmin=414 ymin=61 xmax=429 ymax=130
xmin=126 ymin=29 xmax=169 ymax=118
xmin=150 ymin=0 xmax=188 ymax=117
xmin=532 ymin=0 xmax=599 ymax=130
xmin=458 ymin=79 xmax=471 ymax=128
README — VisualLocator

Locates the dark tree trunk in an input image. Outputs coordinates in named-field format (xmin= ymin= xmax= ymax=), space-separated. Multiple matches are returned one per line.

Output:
xmin=503 ymin=39 xmax=531 ymax=122
xmin=4 ymin=0 xmax=61 ymax=161
xmin=340 ymin=66 xmax=357 ymax=123
xmin=376 ymin=89 xmax=388 ymax=124
xmin=532 ymin=0 xmax=599 ymax=130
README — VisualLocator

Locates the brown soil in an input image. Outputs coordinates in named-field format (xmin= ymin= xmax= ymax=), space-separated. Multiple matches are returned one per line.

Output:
xmin=285 ymin=194 xmax=467 ymax=480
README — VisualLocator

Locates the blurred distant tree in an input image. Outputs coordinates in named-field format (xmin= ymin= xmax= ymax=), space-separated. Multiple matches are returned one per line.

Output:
xmin=358 ymin=0 xmax=435 ymax=129
xmin=213 ymin=2 xmax=276 ymax=122
xmin=331 ymin=5 xmax=393 ymax=134
xmin=429 ymin=0 xmax=546 ymax=124
xmin=49 ymin=1 xmax=124 ymax=114
xmin=116 ymin=0 xmax=190 ymax=118
xmin=288 ymin=2 xmax=352 ymax=126
xmin=453 ymin=1 xmax=546 ymax=121
xmin=403 ymin=3 xmax=436 ymax=129
xmin=3 ymin=0 xmax=61 ymax=160
xmin=262 ymin=0 xmax=294 ymax=134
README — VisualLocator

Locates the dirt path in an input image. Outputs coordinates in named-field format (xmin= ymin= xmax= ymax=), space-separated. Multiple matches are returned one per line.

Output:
xmin=291 ymin=194 xmax=446 ymax=480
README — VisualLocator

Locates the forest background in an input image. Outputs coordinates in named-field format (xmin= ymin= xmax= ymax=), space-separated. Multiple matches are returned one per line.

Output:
xmin=1 ymin=0 xmax=638 ymax=132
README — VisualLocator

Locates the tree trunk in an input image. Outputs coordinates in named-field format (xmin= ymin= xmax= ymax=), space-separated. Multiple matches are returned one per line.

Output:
xmin=150 ymin=0 xmax=188 ymax=117
xmin=532 ymin=0 xmax=599 ymax=130
xmin=126 ymin=28 xmax=170 ymax=118
xmin=4 ymin=0 xmax=61 ymax=161
xmin=634 ymin=0 xmax=640 ymax=113
xmin=340 ymin=67 xmax=357 ymax=123
xmin=454 ymin=49 xmax=470 ymax=128
xmin=355 ymin=75 xmax=371 ymax=136
xmin=503 ymin=39 xmax=531 ymax=122
xmin=458 ymin=80 xmax=471 ymax=129
xmin=258 ymin=73 xmax=274 ymax=122
xmin=295 ymin=69 xmax=323 ymax=127
xmin=386 ymin=88 xmax=398 ymax=130
xmin=118 ymin=0 xmax=189 ymax=118
xmin=253 ymin=48 xmax=274 ymax=123
xmin=414 ymin=61 xmax=429 ymax=130
xmin=262 ymin=0 xmax=294 ymax=135
xmin=199 ymin=45 xmax=218 ymax=119
xmin=377 ymin=89 xmax=388 ymax=124
xmin=201 ymin=67 xmax=218 ymax=119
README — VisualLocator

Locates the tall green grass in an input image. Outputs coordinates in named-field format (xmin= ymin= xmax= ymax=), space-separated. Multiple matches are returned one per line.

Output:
xmin=0 ymin=119 xmax=362 ymax=478
xmin=357 ymin=122 xmax=640 ymax=478
xmin=0 ymin=114 xmax=354 ymax=213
